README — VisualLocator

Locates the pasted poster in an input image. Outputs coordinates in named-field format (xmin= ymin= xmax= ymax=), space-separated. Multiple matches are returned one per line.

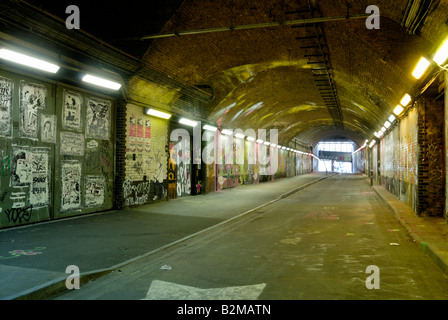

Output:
xmin=84 ymin=175 xmax=105 ymax=208
xmin=30 ymin=148 xmax=50 ymax=206
xmin=10 ymin=146 xmax=32 ymax=187
xmin=40 ymin=114 xmax=57 ymax=144
xmin=0 ymin=76 xmax=13 ymax=138
xmin=86 ymin=97 xmax=110 ymax=140
xmin=128 ymin=114 xmax=136 ymax=152
xmin=145 ymin=119 xmax=151 ymax=152
xmin=62 ymin=90 xmax=83 ymax=132
xmin=19 ymin=81 xmax=47 ymax=139
xmin=61 ymin=160 xmax=82 ymax=212
xmin=60 ymin=131 xmax=85 ymax=156
xmin=136 ymin=117 xmax=144 ymax=152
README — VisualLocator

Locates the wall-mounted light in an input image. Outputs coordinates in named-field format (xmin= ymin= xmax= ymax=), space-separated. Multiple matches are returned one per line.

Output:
xmin=281 ymin=146 xmax=286 ymax=150
xmin=393 ymin=105 xmax=404 ymax=116
xmin=374 ymin=132 xmax=380 ymax=138
xmin=388 ymin=114 xmax=396 ymax=123
xmin=203 ymin=125 xmax=217 ymax=132
xmin=0 ymin=48 xmax=60 ymax=73
xmin=400 ymin=94 xmax=412 ymax=107
xmin=222 ymin=129 xmax=233 ymax=136
xmin=256 ymin=139 xmax=264 ymax=144
xmin=264 ymin=141 xmax=271 ymax=146
xmin=270 ymin=144 xmax=277 ymax=148
xmin=369 ymin=140 xmax=376 ymax=148
xmin=179 ymin=118 xmax=198 ymax=127
xmin=235 ymin=133 xmax=245 ymax=139
xmin=82 ymin=74 xmax=121 ymax=90
xmin=246 ymin=136 xmax=256 ymax=142
xmin=380 ymin=127 xmax=387 ymax=133
xmin=433 ymin=38 xmax=448 ymax=66
xmin=412 ymin=57 xmax=430 ymax=79
xmin=384 ymin=121 xmax=391 ymax=129
xmin=145 ymin=108 xmax=172 ymax=119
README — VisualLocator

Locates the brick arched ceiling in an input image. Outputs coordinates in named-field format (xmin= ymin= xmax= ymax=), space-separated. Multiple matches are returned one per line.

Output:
xmin=24 ymin=0 xmax=448 ymax=147
xmin=137 ymin=0 xmax=448 ymax=147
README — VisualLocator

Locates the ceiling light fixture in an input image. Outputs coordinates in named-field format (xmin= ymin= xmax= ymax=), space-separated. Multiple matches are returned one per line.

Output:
xmin=203 ymin=125 xmax=217 ymax=132
xmin=0 ymin=48 xmax=60 ymax=73
xmin=400 ymin=94 xmax=412 ymax=107
xmin=221 ymin=129 xmax=233 ymax=136
xmin=433 ymin=38 xmax=448 ymax=66
xmin=145 ymin=108 xmax=172 ymax=119
xmin=82 ymin=74 xmax=121 ymax=90
xmin=393 ymin=105 xmax=404 ymax=116
xmin=412 ymin=57 xmax=430 ymax=79
xmin=179 ymin=118 xmax=198 ymax=127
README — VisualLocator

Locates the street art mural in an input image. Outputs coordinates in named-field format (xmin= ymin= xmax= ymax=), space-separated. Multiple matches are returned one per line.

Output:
xmin=0 ymin=70 xmax=115 ymax=228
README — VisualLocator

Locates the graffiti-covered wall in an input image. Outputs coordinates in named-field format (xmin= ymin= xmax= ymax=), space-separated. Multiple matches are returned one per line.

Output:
xmin=0 ymin=69 xmax=115 ymax=228
xmin=123 ymin=103 xmax=168 ymax=206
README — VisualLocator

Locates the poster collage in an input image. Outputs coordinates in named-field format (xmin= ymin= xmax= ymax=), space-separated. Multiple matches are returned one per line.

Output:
xmin=0 ymin=75 xmax=111 ymax=215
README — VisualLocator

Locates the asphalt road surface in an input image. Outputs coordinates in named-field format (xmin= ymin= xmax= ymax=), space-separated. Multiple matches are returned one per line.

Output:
xmin=53 ymin=174 xmax=448 ymax=300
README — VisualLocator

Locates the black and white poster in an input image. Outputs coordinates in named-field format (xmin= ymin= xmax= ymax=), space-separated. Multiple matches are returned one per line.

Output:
xmin=19 ymin=81 xmax=47 ymax=140
xmin=61 ymin=160 xmax=82 ymax=212
xmin=40 ymin=114 xmax=57 ymax=144
xmin=10 ymin=145 xmax=32 ymax=187
xmin=0 ymin=76 xmax=13 ymax=138
xmin=30 ymin=148 xmax=50 ymax=207
xmin=84 ymin=175 xmax=105 ymax=208
xmin=60 ymin=131 xmax=85 ymax=156
xmin=62 ymin=90 xmax=83 ymax=132
xmin=86 ymin=97 xmax=111 ymax=140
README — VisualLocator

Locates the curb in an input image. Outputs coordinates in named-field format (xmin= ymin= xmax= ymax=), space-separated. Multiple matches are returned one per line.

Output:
xmin=8 ymin=173 xmax=336 ymax=300
xmin=371 ymin=183 xmax=448 ymax=278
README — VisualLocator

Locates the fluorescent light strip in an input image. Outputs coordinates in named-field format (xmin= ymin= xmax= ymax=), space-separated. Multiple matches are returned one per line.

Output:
xmin=434 ymin=39 xmax=448 ymax=65
xmin=400 ymin=94 xmax=412 ymax=107
xmin=264 ymin=141 xmax=270 ymax=146
xmin=246 ymin=137 xmax=256 ymax=142
xmin=203 ymin=125 xmax=217 ymax=132
xmin=222 ymin=129 xmax=233 ymax=136
xmin=146 ymin=108 xmax=172 ymax=119
xmin=0 ymin=48 xmax=60 ymax=73
xmin=256 ymin=139 xmax=264 ymax=144
xmin=388 ymin=114 xmax=396 ymax=123
xmin=179 ymin=118 xmax=198 ymax=127
xmin=384 ymin=121 xmax=391 ymax=128
xmin=82 ymin=74 xmax=121 ymax=90
xmin=393 ymin=105 xmax=404 ymax=116
xmin=412 ymin=57 xmax=430 ymax=80
xmin=235 ymin=133 xmax=245 ymax=139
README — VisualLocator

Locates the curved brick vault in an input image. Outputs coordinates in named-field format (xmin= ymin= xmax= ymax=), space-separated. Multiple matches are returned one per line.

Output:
xmin=135 ymin=0 xmax=448 ymax=147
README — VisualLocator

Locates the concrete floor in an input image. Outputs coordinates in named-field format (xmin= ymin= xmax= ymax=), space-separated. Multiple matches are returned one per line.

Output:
xmin=52 ymin=174 xmax=448 ymax=300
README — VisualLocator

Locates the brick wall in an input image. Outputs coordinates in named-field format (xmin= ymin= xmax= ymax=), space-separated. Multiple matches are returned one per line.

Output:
xmin=378 ymin=96 xmax=444 ymax=217
xmin=417 ymin=98 xmax=444 ymax=217
xmin=122 ymin=103 xmax=169 ymax=207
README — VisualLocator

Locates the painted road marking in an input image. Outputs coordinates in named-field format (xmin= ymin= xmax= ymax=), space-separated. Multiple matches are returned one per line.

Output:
xmin=142 ymin=280 xmax=266 ymax=300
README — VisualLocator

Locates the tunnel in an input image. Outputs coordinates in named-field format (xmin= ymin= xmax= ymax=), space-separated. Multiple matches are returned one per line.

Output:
xmin=0 ymin=0 xmax=448 ymax=301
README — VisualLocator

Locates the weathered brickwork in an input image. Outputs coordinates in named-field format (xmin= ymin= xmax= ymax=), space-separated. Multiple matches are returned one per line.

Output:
xmin=122 ymin=103 xmax=169 ymax=207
